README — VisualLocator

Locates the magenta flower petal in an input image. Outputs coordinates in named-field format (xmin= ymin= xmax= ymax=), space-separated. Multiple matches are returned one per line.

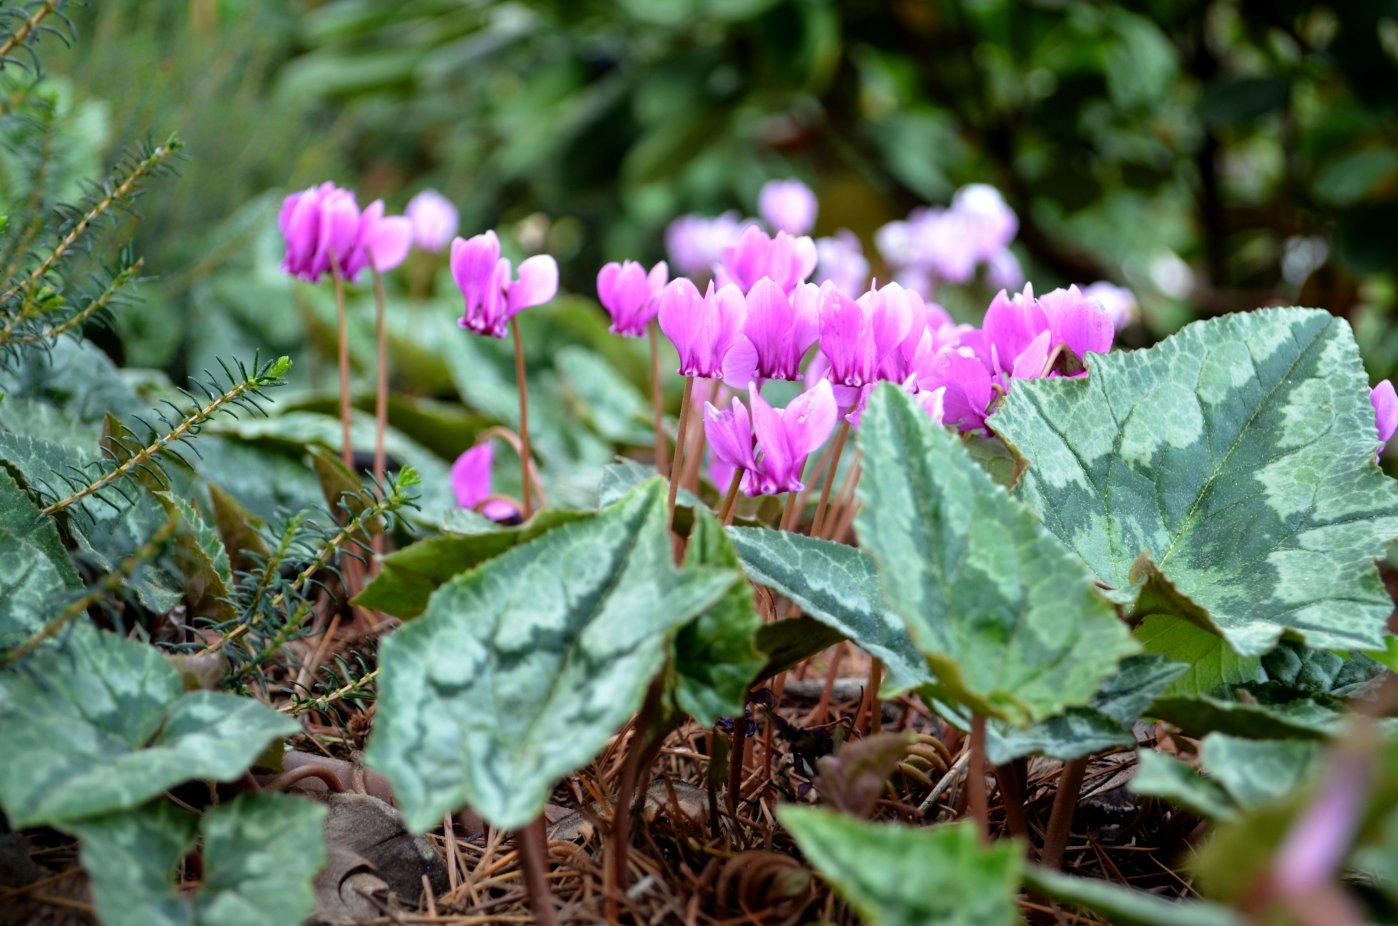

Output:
xmin=1010 ymin=329 xmax=1053 ymax=380
xmin=358 ymin=203 xmax=413 ymax=273
xmin=405 ymin=189 xmax=459 ymax=253
xmin=451 ymin=231 xmax=503 ymax=311
xmin=704 ymin=396 xmax=756 ymax=473
xmin=451 ymin=444 xmax=495 ymax=509
xmin=758 ymin=179 xmax=818 ymax=236
xmin=746 ymin=378 xmax=837 ymax=494
xmin=597 ymin=260 xmax=663 ymax=337
xmin=658 ymin=278 xmax=707 ymax=376
xmin=508 ymin=254 xmax=559 ymax=313
xmin=1373 ymin=380 xmax=1398 ymax=457
xmin=784 ymin=378 xmax=839 ymax=461
xmin=1038 ymin=284 xmax=1113 ymax=360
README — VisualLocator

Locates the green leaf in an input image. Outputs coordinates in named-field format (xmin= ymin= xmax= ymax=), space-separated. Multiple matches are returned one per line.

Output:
xmin=0 ymin=624 xmax=297 ymax=828
xmin=353 ymin=507 xmax=594 ymax=618
xmin=780 ymin=810 xmax=1021 ymax=926
xmin=669 ymin=508 xmax=765 ymax=726
xmin=1022 ymin=866 xmax=1244 ymax=926
xmin=365 ymin=478 xmax=738 ymax=831
xmin=598 ymin=459 xmax=701 ymax=508
xmin=155 ymin=490 xmax=236 ymax=623
xmin=856 ymin=385 xmax=1136 ymax=724
xmin=555 ymin=346 xmax=654 ymax=446
xmin=1134 ymin=615 xmax=1261 ymax=698
xmin=993 ymin=308 xmax=1398 ymax=657
xmin=752 ymin=615 xmax=847 ymax=681
xmin=71 ymin=793 xmax=326 ymax=926
xmin=0 ymin=466 xmax=81 ymax=650
xmin=1130 ymin=750 xmax=1239 ymax=821
xmin=1201 ymin=734 xmax=1319 ymax=810
xmin=1147 ymin=688 xmax=1339 ymax=740
xmin=987 ymin=655 xmax=1188 ymax=764
xmin=728 ymin=526 xmax=931 ymax=695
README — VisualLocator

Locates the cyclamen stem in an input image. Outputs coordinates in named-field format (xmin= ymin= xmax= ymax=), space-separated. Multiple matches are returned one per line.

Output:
xmin=1041 ymin=756 xmax=1089 ymax=869
xmin=779 ymin=457 xmax=811 ymax=532
xmin=810 ymin=420 xmax=852 ymax=538
xmin=823 ymin=455 xmax=864 ymax=542
xmin=510 ymin=317 xmax=534 ymax=519
xmin=666 ymin=376 xmax=695 ymax=531
xmin=331 ymin=259 xmax=353 ymax=470
xmin=968 ymin=714 xmax=989 ymax=845
xmin=516 ymin=815 xmax=558 ymax=926
xmin=680 ymin=380 xmax=721 ymax=494
xmin=371 ymin=264 xmax=389 ymax=566
xmin=608 ymin=676 xmax=665 ymax=920
xmin=476 ymin=426 xmax=548 ymax=509
xmin=718 ymin=469 xmax=744 ymax=525
xmin=649 ymin=323 xmax=669 ymax=478
xmin=728 ymin=697 xmax=748 ymax=815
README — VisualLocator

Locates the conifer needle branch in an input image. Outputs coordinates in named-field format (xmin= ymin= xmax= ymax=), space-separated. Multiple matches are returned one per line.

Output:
xmin=0 ymin=138 xmax=178 ymax=328
xmin=1 ymin=513 xmax=177 ymax=669
xmin=201 ymin=469 xmax=419 ymax=657
xmin=10 ymin=260 xmax=142 ymax=345
xmin=41 ymin=357 xmax=290 ymax=517
xmin=0 ymin=1 xmax=60 ymax=64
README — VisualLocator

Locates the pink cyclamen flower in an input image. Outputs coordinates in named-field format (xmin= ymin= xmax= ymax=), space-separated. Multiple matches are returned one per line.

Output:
xmin=1372 ymin=380 xmax=1397 ymax=460
xmin=279 ymin=182 xmax=362 ymax=283
xmin=597 ymin=260 xmax=669 ymax=337
xmin=980 ymin=284 xmax=1112 ymax=384
xmin=666 ymin=211 xmax=746 ymax=278
xmin=704 ymin=380 xmax=838 ymax=496
xmin=340 ymin=200 xmax=413 ymax=279
xmin=451 ymin=230 xmax=559 ymax=339
xmin=722 ymin=279 xmax=821 ymax=385
xmin=815 ymin=230 xmax=870 ymax=298
xmin=405 ymin=189 xmax=459 ymax=253
xmin=758 ymin=179 xmax=818 ymax=236
xmin=718 ymin=225 xmax=819 ymax=295
xmin=917 ymin=346 xmax=995 ymax=432
xmin=279 ymin=184 xmax=411 ymax=282
xmin=1081 ymin=281 xmax=1138 ymax=330
xmin=451 ymin=444 xmax=517 ymax=522
xmin=817 ymin=282 xmax=915 ymax=390
xmin=657 ymin=278 xmax=747 ymax=379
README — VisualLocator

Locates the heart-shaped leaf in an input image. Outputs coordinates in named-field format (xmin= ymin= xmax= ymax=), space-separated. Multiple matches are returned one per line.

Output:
xmin=780 ymin=810 xmax=1021 ymax=926
xmin=993 ymin=307 xmax=1398 ymax=656
xmin=70 ymin=792 xmax=326 ymax=926
xmin=365 ymin=478 xmax=737 ymax=831
xmin=855 ymin=385 xmax=1136 ymax=724
xmin=0 ymin=624 xmax=297 ymax=828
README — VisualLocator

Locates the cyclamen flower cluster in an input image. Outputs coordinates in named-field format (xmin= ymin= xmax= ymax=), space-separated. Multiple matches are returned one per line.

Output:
xmin=875 ymin=183 xmax=1021 ymax=295
xmin=279 ymin=182 xmax=414 ymax=282
xmin=641 ymin=223 xmax=1121 ymax=496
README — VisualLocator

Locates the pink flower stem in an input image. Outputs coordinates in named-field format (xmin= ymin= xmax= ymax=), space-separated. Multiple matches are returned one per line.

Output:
xmin=666 ymin=377 xmax=695 ymax=531
xmin=680 ymin=380 xmax=721 ymax=494
xmin=510 ymin=317 xmax=534 ymax=520
xmin=1041 ymin=756 xmax=1089 ymax=867
xmin=515 ymin=815 xmax=558 ymax=926
xmin=718 ymin=469 xmax=744 ymax=525
xmin=330 ymin=258 xmax=353 ymax=471
xmin=809 ymin=420 xmax=852 ymax=538
xmin=649 ymin=323 xmax=669 ymax=478
xmin=370 ymin=264 xmax=389 ymax=568
xmin=968 ymin=714 xmax=990 ymax=845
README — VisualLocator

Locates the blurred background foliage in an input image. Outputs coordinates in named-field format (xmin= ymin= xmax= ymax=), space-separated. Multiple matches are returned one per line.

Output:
xmin=29 ymin=0 xmax=1398 ymax=486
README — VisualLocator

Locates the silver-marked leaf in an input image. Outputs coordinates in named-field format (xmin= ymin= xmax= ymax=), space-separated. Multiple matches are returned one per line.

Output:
xmin=1147 ymin=687 xmax=1340 ymax=740
xmin=71 ymin=793 xmax=326 ymax=926
xmin=1130 ymin=751 xmax=1240 ymax=821
xmin=855 ymin=385 xmax=1136 ymax=724
xmin=353 ymin=508 xmax=594 ymax=619
xmin=1202 ymin=734 xmax=1319 ymax=810
xmin=993 ymin=307 xmax=1398 ymax=656
xmin=987 ymin=654 xmax=1188 ymax=764
xmin=670 ymin=508 xmax=764 ymax=726
xmin=728 ymin=526 xmax=931 ymax=695
xmin=155 ymin=490 xmax=236 ymax=623
xmin=365 ymin=478 xmax=737 ymax=831
xmin=598 ymin=459 xmax=701 ymax=508
xmin=0 ymin=624 xmax=297 ymax=828
xmin=0 ymin=466 xmax=81 ymax=650
xmin=780 ymin=810 xmax=1021 ymax=926
xmin=1022 ymin=866 xmax=1244 ymax=926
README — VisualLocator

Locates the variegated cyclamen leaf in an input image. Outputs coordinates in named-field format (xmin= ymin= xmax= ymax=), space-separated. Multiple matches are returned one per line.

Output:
xmin=0 ymin=466 xmax=81 ymax=650
xmin=993 ymin=307 xmax=1398 ymax=656
xmin=70 ymin=793 xmax=326 ymax=926
xmin=780 ymin=810 xmax=1021 ymax=926
xmin=855 ymin=385 xmax=1136 ymax=725
xmin=0 ymin=624 xmax=297 ymax=828
xmin=365 ymin=478 xmax=738 ymax=832
xmin=727 ymin=526 xmax=932 ymax=695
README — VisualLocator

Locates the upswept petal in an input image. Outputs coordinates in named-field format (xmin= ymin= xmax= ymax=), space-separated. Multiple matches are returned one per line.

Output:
xmin=748 ymin=385 xmax=792 ymax=493
xmin=1010 ymin=329 xmax=1053 ymax=380
xmin=451 ymin=231 xmax=503 ymax=307
xmin=1038 ymin=284 xmax=1113 ymax=359
xmin=363 ymin=209 xmax=413 ymax=273
xmin=784 ymin=378 xmax=838 ymax=460
xmin=980 ymin=284 xmax=1047 ymax=377
xmin=1372 ymin=380 xmax=1398 ymax=449
xmin=508 ymin=254 xmax=559 ymax=312
xmin=451 ymin=444 xmax=494 ymax=509
xmin=658 ymin=278 xmax=706 ymax=376
xmin=704 ymin=397 xmax=756 ymax=471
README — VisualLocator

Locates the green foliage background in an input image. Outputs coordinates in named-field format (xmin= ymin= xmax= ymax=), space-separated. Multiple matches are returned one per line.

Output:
xmin=44 ymin=0 xmax=1398 ymax=383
